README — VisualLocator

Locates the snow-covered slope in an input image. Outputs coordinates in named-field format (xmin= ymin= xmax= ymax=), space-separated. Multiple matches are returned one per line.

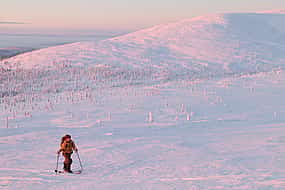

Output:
xmin=2 ymin=11 xmax=285 ymax=190
xmin=1 ymin=11 xmax=285 ymax=80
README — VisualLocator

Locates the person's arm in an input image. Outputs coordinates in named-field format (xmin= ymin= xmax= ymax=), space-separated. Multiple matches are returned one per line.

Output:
xmin=72 ymin=141 xmax=78 ymax=152
xmin=57 ymin=142 xmax=65 ymax=154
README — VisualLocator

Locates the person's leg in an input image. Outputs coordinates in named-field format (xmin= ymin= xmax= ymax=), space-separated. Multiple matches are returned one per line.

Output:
xmin=63 ymin=153 xmax=67 ymax=171
xmin=67 ymin=153 xmax=73 ymax=172
xmin=63 ymin=153 xmax=72 ymax=172
xmin=63 ymin=162 xmax=68 ymax=171
xmin=63 ymin=153 xmax=71 ymax=172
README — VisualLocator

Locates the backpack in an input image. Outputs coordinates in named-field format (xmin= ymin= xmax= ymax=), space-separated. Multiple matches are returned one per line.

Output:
xmin=61 ymin=139 xmax=75 ymax=153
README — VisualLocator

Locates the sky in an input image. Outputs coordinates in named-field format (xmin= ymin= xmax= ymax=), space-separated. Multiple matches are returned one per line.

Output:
xmin=0 ymin=0 xmax=285 ymax=34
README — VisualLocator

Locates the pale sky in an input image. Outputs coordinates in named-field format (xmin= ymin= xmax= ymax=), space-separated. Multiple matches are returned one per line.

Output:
xmin=0 ymin=0 xmax=284 ymax=33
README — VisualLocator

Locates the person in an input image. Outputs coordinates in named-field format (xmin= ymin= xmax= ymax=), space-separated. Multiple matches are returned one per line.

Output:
xmin=57 ymin=134 xmax=78 ymax=173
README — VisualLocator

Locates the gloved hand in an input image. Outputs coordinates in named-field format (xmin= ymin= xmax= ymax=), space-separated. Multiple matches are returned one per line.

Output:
xmin=57 ymin=150 xmax=61 ymax=154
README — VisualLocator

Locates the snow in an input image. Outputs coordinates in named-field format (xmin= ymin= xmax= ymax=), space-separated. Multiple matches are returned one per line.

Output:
xmin=2 ymin=12 xmax=285 ymax=77
xmin=0 ymin=11 xmax=285 ymax=189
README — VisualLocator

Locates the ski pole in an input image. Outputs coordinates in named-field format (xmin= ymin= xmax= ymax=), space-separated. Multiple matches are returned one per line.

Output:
xmin=55 ymin=153 xmax=60 ymax=174
xmin=76 ymin=151 xmax=83 ymax=172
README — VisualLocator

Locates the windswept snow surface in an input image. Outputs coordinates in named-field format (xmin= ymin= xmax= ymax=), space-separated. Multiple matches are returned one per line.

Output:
xmin=1 ymin=11 xmax=285 ymax=190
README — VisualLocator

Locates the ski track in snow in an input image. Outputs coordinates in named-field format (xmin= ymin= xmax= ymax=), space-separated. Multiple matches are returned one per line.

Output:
xmin=0 ymin=10 xmax=285 ymax=190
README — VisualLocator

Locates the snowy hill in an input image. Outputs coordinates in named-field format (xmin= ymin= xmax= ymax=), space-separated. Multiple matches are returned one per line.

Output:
xmin=2 ymin=11 xmax=285 ymax=190
xmin=1 ymin=12 xmax=285 ymax=80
